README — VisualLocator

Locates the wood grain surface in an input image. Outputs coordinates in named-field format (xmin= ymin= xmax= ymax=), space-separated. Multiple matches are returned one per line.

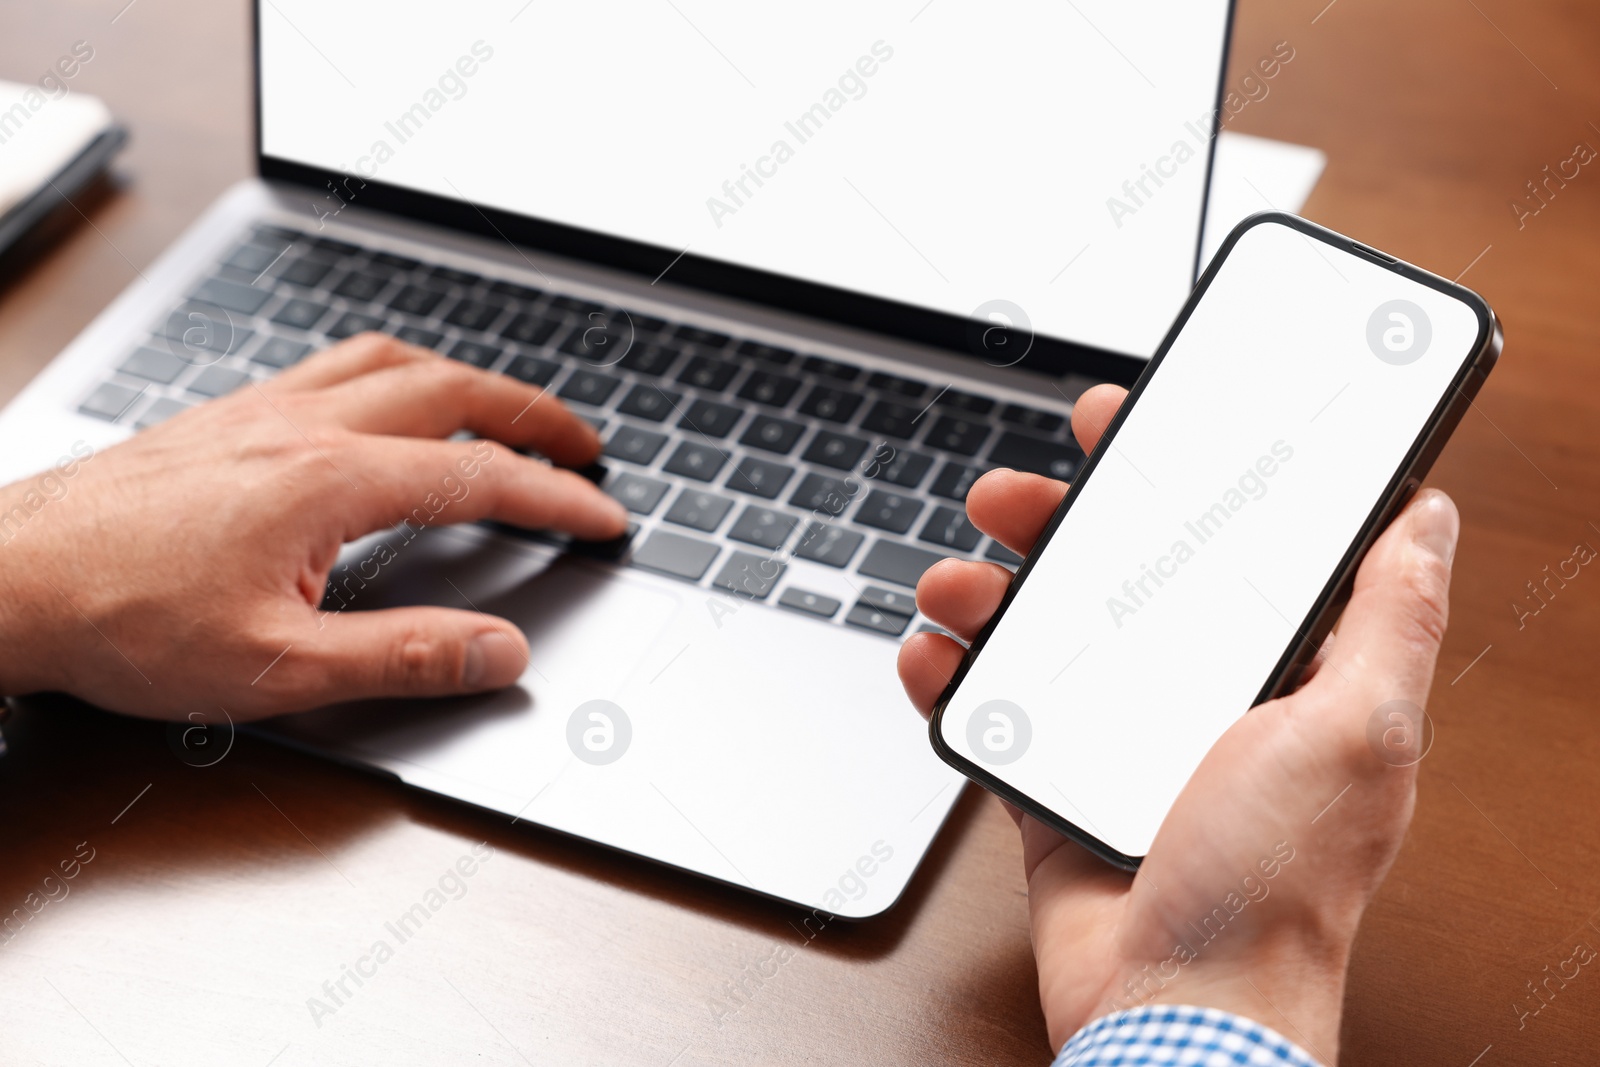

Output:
xmin=2 ymin=1 xmax=1598 ymax=1063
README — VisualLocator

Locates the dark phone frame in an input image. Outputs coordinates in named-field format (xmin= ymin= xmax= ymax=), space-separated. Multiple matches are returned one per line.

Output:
xmin=248 ymin=2 xmax=1239 ymax=389
xmin=927 ymin=211 xmax=1502 ymax=871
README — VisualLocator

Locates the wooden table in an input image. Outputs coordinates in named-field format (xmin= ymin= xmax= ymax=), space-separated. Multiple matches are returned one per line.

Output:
xmin=2 ymin=1 xmax=1598 ymax=1062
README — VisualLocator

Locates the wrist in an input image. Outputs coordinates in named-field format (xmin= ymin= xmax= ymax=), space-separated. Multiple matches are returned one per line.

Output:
xmin=0 ymin=502 xmax=61 ymax=698
xmin=1088 ymin=928 xmax=1350 ymax=1064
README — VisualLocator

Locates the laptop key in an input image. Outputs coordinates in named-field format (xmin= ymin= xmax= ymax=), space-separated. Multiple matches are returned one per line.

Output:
xmin=428 ymin=264 xmax=481 ymax=287
xmin=504 ymin=353 xmax=560 ymax=387
xmin=860 ymin=399 xmax=922 ymax=440
xmin=664 ymin=488 xmax=733 ymax=532
xmin=662 ymin=440 xmax=728 ymax=481
xmin=988 ymin=431 xmax=1083 ymax=480
xmin=271 ymin=298 xmax=330 ymax=331
xmin=802 ymin=355 xmax=861 ymax=382
xmin=860 ymin=586 xmax=917 ymax=617
xmin=604 ymin=425 xmax=669 ymax=465
xmin=794 ymin=522 xmax=864 ymax=568
xmin=548 ymin=294 xmax=604 ymax=315
xmin=388 ymin=284 xmax=446 ymax=316
xmin=867 ymin=449 xmax=933 ymax=489
xmin=159 ymin=314 xmax=254 ymax=356
xmin=857 ymin=539 xmax=945 ymax=588
xmin=187 ymin=366 xmax=251 ymax=397
xmin=78 ymin=381 xmax=144 ymax=422
xmin=802 ymin=430 xmax=869 ymax=471
xmin=866 ymin=371 xmax=929 ymax=399
xmin=330 ymin=270 xmax=391 ymax=303
xmin=677 ymin=355 xmax=738 ymax=391
xmin=630 ymin=529 xmax=721 ymax=582
xmin=930 ymin=461 xmax=984 ymax=501
xmin=443 ymin=298 xmax=506 ymax=332
xmin=999 ymin=403 xmax=1065 ymax=434
xmin=797 ymin=385 xmax=862 ymax=423
xmin=561 ymin=320 xmax=631 ymax=364
xmin=371 ymin=251 xmax=421 ymax=271
xmin=606 ymin=472 xmax=671 ymax=514
xmin=919 ymin=506 xmax=982 ymax=552
xmin=740 ymin=414 xmax=804 ymax=454
xmin=617 ymin=342 xmax=680 ymax=376
xmin=278 ymin=257 xmax=335 ymax=288
xmin=728 ymin=505 xmax=799 ymax=550
xmin=502 ymin=313 xmax=562 ymax=347
xmin=674 ymin=325 xmax=731 ymax=349
xmin=789 ymin=473 xmax=859 ymax=516
xmin=737 ymin=369 xmax=801 ymax=408
xmin=617 ymin=384 xmax=683 ymax=422
xmin=778 ymin=588 xmax=841 ymax=619
xmin=488 ymin=279 xmax=541 ymax=301
xmin=726 ymin=457 xmax=794 ymax=499
xmin=711 ymin=551 xmax=784 ymax=599
xmin=192 ymin=277 xmax=273 ymax=315
xmin=678 ymin=398 xmax=741 ymax=438
xmin=394 ymin=325 xmax=444 ymax=349
xmin=558 ymin=369 xmax=622 ymax=407
xmin=925 ymin=414 xmax=991 ymax=456
xmin=118 ymin=347 xmax=188 ymax=384
xmin=845 ymin=602 xmax=911 ymax=637
xmin=854 ymin=489 xmax=923 ymax=534
xmin=252 ymin=337 xmax=313 ymax=368
xmin=223 ymin=243 xmax=281 ymax=274
xmin=326 ymin=310 xmax=388 ymax=339
xmin=134 ymin=396 xmax=193 ymax=430
xmin=939 ymin=389 xmax=997 ymax=415
xmin=985 ymin=540 xmax=1025 ymax=566
xmin=312 ymin=236 xmax=360 ymax=255
xmin=736 ymin=340 xmax=795 ymax=364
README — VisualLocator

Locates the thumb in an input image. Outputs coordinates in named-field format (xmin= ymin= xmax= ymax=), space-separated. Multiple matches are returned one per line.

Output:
xmin=294 ymin=606 xmax=530 ymax=706
xmin=1316 ymin=487 xmax=1458 ymax=739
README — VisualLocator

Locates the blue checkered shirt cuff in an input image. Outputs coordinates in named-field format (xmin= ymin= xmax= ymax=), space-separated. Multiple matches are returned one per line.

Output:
xmin=1052 ymin=1005 xmax=1324 ymax=1067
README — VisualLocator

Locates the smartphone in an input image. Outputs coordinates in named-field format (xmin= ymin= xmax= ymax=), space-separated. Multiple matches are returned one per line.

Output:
xmin=929 ymin=211 xmax=1502 ymax=870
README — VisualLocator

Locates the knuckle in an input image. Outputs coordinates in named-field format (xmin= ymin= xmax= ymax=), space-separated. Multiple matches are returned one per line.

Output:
xmin=385 ymin=631 xmax=459 ymax=692
xmin=1397 ymin=547 xmax=1452 ymax=647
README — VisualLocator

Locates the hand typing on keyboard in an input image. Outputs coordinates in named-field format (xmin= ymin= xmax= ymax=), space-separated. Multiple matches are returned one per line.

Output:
xmin=0 ymin=333 xmax=627 ymax=720
xmin=898 ymin=382 xmax=1463 ymax=1065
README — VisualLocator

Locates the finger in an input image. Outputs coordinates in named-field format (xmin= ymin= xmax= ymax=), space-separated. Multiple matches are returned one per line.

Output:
xmin=309 ymin=357 xmax=601 ymax=467
xmin=964 ymin=469 xmax=1069 ymax=556
xmin=329 ymin=436 xmax=627 ymax=542
xmin=915 ymin=558 xmax=1013 ymax=643
xmin=897 ymin=631 xmax=968 ymax=719
xmin=266 ymin=332 xmax=436 ymax=392
xmin=1070 ymin=383 xmax=1128 ymax=455
xmin=1292 ymin=630 xmax=1337 ymax=690
xmin=285 ymin=606 xmax=532 ymax=706
xmin=1315 ymin=488 xmax=1458 ymax=717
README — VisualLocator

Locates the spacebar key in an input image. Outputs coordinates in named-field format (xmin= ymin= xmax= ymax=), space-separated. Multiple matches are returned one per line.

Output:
xmin=857 ymin=540 xmax=946 ymax=589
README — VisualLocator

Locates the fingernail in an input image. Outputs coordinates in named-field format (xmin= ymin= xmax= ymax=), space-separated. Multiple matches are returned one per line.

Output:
xmin=464 ymin=631 xmax=525 ymax=689
xmin=1410 ymin=490 xmax=1459 ymax=567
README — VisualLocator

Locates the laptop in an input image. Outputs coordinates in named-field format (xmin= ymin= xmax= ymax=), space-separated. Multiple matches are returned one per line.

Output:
xmin=0 ymin=1 xmax=1235 ymax=917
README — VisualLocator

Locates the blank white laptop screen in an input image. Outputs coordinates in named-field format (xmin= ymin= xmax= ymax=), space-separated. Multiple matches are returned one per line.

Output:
xmin=259 ymin=1 xmax=1232 ymax=359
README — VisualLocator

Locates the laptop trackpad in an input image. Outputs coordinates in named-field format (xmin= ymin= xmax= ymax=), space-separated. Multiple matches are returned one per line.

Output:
xmin=258 ymin=522 xmax=962 ymax=917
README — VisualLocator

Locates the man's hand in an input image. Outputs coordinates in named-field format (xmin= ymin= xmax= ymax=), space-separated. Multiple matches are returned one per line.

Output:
xmin=898 ymin=384 xmax=1459 ymax=1062
xmin=0 ymin=333 xmax=627 ymax=720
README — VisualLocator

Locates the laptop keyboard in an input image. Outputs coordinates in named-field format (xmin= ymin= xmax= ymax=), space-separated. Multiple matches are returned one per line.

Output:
xmin=76 ymin=223 xmax=1087 ymax=638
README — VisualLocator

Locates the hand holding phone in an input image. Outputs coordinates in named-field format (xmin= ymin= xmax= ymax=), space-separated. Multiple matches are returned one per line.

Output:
xmin=899 ymin=403 xmax=1464 ymax=1061
xmin=929 ymin=212 xmax=1498 ymax=867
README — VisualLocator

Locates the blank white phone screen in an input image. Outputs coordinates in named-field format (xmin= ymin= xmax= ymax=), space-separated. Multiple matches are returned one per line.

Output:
xmin=939 ymin=219 xmax=1484 ymax=859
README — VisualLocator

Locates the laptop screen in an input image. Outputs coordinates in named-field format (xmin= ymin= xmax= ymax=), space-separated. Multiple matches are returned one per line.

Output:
xmin=258 ymin=2 xmax=1232 ymax=366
